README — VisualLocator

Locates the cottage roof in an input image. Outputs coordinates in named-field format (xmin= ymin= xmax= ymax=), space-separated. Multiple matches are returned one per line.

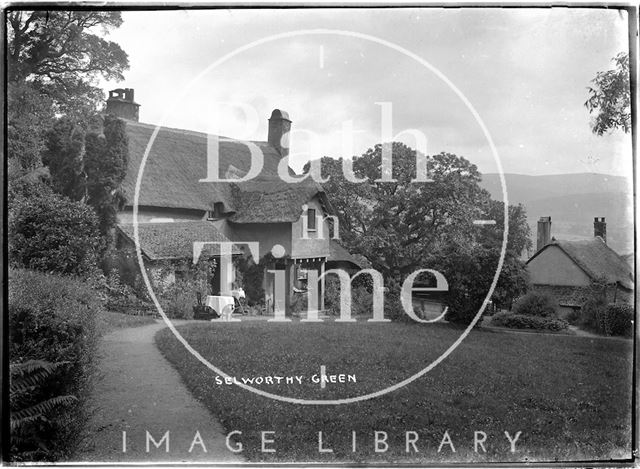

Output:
xmin=117 ymin=221 xmax=241 ymax=261
xmin=328 ymin=240 xmax=371 ymax=270
xmin=121 ymin=120 xmax=328 ymax=222
xmin=229 ymin=177 xmax=329 ymax=223
xmin=527 ymin=238 xmax=634 ymax=290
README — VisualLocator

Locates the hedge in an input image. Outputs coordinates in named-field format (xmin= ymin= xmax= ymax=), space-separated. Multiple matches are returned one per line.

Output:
xmin=9 ymin=269 xmax=101 ymax=461
xmin=491 ymin=312 xmax=569 ymax=332
xmin=604 ymin=303 xmax=633 ymax=337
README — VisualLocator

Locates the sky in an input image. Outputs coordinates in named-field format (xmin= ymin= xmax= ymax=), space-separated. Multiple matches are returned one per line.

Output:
xmin=102 ymin=7 xmax=632 ymax=178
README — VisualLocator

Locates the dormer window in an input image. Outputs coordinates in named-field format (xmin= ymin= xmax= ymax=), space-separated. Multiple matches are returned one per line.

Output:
xmin=307 ymin=208 xmax=317 ymax=231
xmin=207 ymin=202 xmax=225 ymax=220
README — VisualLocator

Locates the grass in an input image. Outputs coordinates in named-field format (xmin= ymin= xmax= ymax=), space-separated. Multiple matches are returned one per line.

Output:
xmin=155 ymin=321 xmax=632 ymax=463
xmin=96 ymin=310 xmax=156 ymax=335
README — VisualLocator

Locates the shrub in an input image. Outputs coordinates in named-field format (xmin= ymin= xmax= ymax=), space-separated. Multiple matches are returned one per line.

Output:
xmin=513 ymin=292 xmax=558 ymax=318
xmin=491 ymin=312 xmax=569 ymax=332
xmin=290 ymin=292 xmax=308 ymax=316
xmin=580 ymin=297 xmax=608 ymax=333
xmin=324 ymin=276 xmax=377 ymax=318
xmin=96 ymin=271 xmax=155 ymax=315
xmin=566 ymin=307 xmax=582 ymax=325
xmin=604 ymin=303 xmax=633 ymax=337
xmin=9 ymin=183 xmax=102 ymax=276
xmin=160 ymin=280 xmax=196 ymax=319
xmin=9 ymin=269 xmax=101 ymax=461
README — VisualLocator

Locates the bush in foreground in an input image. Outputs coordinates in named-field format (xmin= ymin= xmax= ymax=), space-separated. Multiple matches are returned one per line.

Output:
xmin=491 ymin=312 xmax=569 ymax=332
xmin=9 ymin=269 xmax=101 ymax=461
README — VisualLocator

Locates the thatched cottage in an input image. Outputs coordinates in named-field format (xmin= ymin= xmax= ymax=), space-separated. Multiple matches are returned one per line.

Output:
xmin=108 ymin=88 xmax=364 ymax=314
xmin=526 ymin=216 xmax=634 ymax=318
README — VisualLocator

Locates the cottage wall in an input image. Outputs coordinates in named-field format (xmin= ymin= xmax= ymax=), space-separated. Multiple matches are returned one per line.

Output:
xmin=527 ymin=245 xmax=591 ymax=287
xmin=224 ymin=221 xmax=293 ymax=258
xmin=290 ymin=196 xmax=332 ymax=259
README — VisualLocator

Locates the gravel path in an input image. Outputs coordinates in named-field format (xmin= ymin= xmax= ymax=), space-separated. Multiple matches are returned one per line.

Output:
xmin=72 ymin=320 xmax=244 ymax=463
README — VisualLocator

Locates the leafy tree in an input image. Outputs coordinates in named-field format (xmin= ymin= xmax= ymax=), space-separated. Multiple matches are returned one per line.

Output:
xmin=7 ymin=83 xmax=54 ymax=172
xmin=491 ymin=255 xmax=529 ymax=311
xmin=434 ymin=243 xmax=498 ymax=325
xmin=585 ymin=52 xmax=631 ymax=135
xmin=7 ymin=10 xmax=129 ymax=174
xmin=475 ymin=199 xmax=531 ymax=310
xmin=9 ymin=181 xmax=102 ymax=276
xmin=84 ymin=114 xmax=129 ymax=235
xmin=41 ymin=118 xmax=87 ymax=201
xmin=478 ymin=200 xmax=532 ymax=256
xmin=7 ymin=10 xmax=128 ymax=115
xmin=313 ymin=144 xmax=532 ymax=324
xmin=313 ymin=144 xmax=489 ymax=280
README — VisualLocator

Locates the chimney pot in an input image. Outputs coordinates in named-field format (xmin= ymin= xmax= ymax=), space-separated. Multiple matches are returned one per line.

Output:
xmin=536 ymin=216 xmax=552 ymax=252
xmin=105 ymin=87 xmax=140 ymax=122
xmin=268 ymin=109 xmax=291 ymax=159
xmin=594 ymin=217 xmax=607 ymax=243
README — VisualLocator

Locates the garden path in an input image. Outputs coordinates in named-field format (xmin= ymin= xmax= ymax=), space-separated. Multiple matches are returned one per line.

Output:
xmin=72 ymin=320 xmax=244 ymax=463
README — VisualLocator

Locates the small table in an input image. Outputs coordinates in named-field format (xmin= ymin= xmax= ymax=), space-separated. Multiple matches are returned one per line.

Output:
xmin=205 ymin=295 xmax=235 ymax=321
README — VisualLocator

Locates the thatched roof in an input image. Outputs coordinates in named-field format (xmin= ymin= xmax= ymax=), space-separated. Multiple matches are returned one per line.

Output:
xmin=117 ymin=221 xmax=241 ymax=261
xmin=528 ymin=238 xmax=634 ymax=290
xmin=328 ymin=240 xmax=371 ymax=269
xmin=229 ymin=177 xmax=328 ymax=223
xmin=121 ymin=120 xmax=328 ymax=223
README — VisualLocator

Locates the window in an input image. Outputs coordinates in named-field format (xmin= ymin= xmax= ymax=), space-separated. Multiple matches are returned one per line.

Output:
xmin=307 ymin=208 xmax=316 ymax=231
xmin=207 ymin=202 xmax=225 ymax=220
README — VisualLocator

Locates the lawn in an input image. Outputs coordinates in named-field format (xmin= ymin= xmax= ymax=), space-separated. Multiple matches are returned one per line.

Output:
xmin=155 ymin=320 xmax=633 ymax=463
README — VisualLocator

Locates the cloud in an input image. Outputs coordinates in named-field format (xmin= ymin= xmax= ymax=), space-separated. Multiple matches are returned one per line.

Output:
xmin=102 ymin=7 xmax=632 ymax=178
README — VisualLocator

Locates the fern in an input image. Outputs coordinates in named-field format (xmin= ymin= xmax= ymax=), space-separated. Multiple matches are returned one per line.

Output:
xmin=10 ymin=360 xmax=77 ymax=435
xmin=11 ymin=396 xmax=77 ymax=431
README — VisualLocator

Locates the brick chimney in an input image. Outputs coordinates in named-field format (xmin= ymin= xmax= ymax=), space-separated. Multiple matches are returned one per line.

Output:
xmin=268 ymin=109 xmax=291 ymax=158
xmin=105 ymin=88 xmax=140 ymax=122
xmin=537 ymin=216 xmax=552 ymax=252
xmin=594 ymin=217 xmax=607 ymax=243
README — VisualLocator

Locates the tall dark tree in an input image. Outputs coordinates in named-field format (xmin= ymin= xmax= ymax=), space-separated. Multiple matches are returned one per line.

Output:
xmin=585 ymin=52 xmax=631 ymax=135
xmin=84 ymin=115 xmax=129 ymax=235
xmin=41 ymin=118 xmax=87 ymax=201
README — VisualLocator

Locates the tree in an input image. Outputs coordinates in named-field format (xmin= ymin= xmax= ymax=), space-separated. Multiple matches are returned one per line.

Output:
xmin=84 ymin=114 xmax=129 ymax=235
xmin=7 ymin=83 xmax=54 ymax=172
xmin=585 ymin=52 xmax=631 ymax=135
xmin=475 ymin=199 xmax=531 ymax=311
xmin=41 ymin=117 xmax=87 ymax=201
xmin=477 ymin=200 xmax=532 ymax=256
xmin=7 ymin=10 xmax=128 ymax=115
xmin=7 ymin=10 xmax=129 ymax=174
xmin=313 ymin=144 xmax=490 ymax=280
xmin=433 ymin=242 xmax=498 ymax=325
xmin=312 ymin=144 xmax=532 ymax=324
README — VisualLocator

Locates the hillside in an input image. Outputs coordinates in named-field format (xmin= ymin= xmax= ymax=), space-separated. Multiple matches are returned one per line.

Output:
xmin=479 ymin=173 xmax=634 ymax=255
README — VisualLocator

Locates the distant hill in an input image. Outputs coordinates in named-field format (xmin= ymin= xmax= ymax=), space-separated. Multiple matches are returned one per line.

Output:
xmin=479 ymin=173 xmax=634 ymax=255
